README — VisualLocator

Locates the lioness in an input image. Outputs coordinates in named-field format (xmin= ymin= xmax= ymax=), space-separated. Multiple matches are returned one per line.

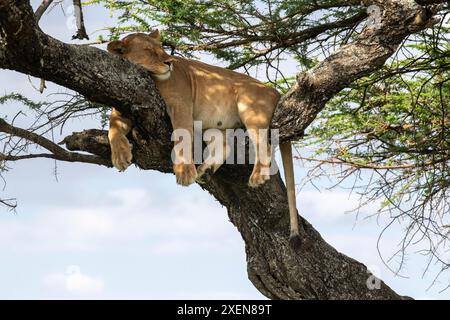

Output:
xmin=107 ymin=30 xmax=300 ymax=245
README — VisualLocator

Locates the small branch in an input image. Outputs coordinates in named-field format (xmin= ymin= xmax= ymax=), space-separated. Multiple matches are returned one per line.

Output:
xmin=229 ymin=11 xmax=367 ymax=70
xmin=0 ymin=118 xmax=110 ymax=166
xmin=39 ymin=78 xmax=46 ymax=93
xmin=72 ymin=0 xmax=89 ymax=40
xmin=34 ymin=0 xmax=54 ymax=22
xmin=295 ymin=155 xmax=449 ymax=170
xmin=0 ymin=198 xmax=17 ymax=210
xmin=1 ymin=152 xmax=69 ymax=161
xmin=173 ymin=11 xmax=366 ymax=54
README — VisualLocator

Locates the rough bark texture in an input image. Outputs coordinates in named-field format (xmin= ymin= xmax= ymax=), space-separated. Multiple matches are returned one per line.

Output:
xmin=0 ymin=0 xmax=438 ymax=299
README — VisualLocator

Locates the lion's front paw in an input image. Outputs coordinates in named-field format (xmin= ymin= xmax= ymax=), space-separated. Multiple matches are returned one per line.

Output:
xmin=110 ymin=135 xmax=133 ymax=171
xmin=248 ymin=164 xmax=271 ymax=188
xmin=174 ymin=163 xmax=197 ymax=186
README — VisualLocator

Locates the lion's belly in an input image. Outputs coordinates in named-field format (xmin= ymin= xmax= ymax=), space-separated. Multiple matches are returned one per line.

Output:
xmin=193 ymin=103 xmax=242 ymax=130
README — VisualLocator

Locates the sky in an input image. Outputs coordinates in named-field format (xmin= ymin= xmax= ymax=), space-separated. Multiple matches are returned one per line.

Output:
xmin=0 ymin=0 xmax=448 ymax=300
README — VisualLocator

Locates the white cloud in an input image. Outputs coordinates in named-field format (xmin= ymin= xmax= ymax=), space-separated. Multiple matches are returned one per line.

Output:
xmin=43 ymin=265 xmax=104 ymax=296
xmin=0 ymin=186 xmax=387 ymax=256
xmin=0 ymin=187 xmax=239 ymax=254
xmin=326 ymin=233 xmax=387 ymax=271
xmin=300 ymin=190 xmax=379 ymax=222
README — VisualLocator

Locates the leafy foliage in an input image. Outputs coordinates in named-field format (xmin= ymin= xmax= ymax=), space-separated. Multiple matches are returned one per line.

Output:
xmin=86 ymin=0 xmax=363 ymax=88
xmin=300 ymin=25 xmax=450 ymax=278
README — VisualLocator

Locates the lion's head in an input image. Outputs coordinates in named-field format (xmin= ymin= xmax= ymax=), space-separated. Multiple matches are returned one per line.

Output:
xmin=107 ymin=30 xmax=174 ymax=81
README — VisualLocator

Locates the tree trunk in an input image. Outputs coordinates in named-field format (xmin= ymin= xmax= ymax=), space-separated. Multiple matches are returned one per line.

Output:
xmin=0 ymin=0 xmax=438 ymax=299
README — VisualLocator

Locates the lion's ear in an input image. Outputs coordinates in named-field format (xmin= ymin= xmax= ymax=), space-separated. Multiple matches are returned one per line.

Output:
xmin=148 ymin=29 xmax=161 ymax=41
xmin=107 ymin=40 xmax=125 ymax=55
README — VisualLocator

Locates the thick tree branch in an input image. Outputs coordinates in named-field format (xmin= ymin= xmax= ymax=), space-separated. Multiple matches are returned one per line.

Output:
xmin=272 ymin=0 xmax=439 ymax=141
xmin=0 ymin=0 xmax=441 ymax=299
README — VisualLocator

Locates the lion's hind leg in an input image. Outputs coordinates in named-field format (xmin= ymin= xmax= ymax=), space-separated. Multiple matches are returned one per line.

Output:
xmin=236 ymin=92 xmax=277 ymax=188
xmin=247 ymin=127 xmax=272 ymax=188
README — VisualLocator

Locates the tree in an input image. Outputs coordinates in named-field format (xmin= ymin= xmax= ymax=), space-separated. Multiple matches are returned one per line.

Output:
xmin=0 ymin=0 xmax=446 ymax=299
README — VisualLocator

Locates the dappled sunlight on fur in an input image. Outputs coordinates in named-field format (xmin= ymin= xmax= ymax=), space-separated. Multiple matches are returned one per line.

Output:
xmin=107 ymin=30 xmax=300 ymax=241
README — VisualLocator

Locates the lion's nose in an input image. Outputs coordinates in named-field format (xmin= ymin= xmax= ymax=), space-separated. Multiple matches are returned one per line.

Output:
xmin=164 ymin=61 xmax=172 ymax=67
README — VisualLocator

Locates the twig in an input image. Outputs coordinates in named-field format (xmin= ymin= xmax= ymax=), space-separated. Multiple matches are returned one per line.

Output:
xmin=35 ymin=0 xmax=54 ymax=22
xmin=295 ymin=155 xmax=448 ymax=170
xmin=0 ymin=198 xmax=16 ymax=210
xmin=39 ymin=78 xmax=46 ymax=93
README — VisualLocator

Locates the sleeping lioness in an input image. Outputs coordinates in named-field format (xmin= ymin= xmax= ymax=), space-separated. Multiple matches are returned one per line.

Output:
xmin=107 ymin=30 xmax=300 ymax=245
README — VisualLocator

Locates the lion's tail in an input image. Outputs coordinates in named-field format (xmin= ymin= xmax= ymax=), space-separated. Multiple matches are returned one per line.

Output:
xmin=280 ymin=141 xmax=301 ymax=250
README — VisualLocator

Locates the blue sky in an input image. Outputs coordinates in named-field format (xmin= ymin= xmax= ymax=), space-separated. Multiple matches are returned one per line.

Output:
xmin=0 ymin=0 xmax=448 ymax=299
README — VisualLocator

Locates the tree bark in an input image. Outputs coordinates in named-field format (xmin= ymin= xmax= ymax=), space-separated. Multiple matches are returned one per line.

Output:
xmin=0 ymin=0 xmax=438 ymax=299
